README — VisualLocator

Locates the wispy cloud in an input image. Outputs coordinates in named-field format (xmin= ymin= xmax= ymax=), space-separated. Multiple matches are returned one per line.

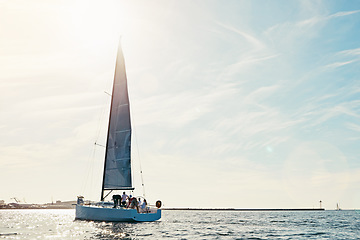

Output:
xmin=346 ymin=122 xmax=360 ymax=132
xmin=132 ymin=82 xmax=239 ymax=127
xmin=329 ymin=10 xmax=360 ymax=18
xmin=323 ymin=47 xmax=360 ymax=69
xmin=296 ymin=10 xmax=360 ymax=27
xmin=223 ymin=54 xmax=279 ymax=79
xmin=339 ymin=48 xmax=360 ymax=56
xmin=297 ymin=100 xmax=360 ymax=128
xmin=298 ymin=9 xmax=359 ymax=28
xmin=210 ymin=102 xmax=303 ymax=152
xmin=324 ymin=60 xmax=357 ymax=69
xmin=216 ymin=21 xmax=265 ymax=50
xmin=244 ymin=85 xmax=280 ymax=103
xmin=265 ymin=9 xmax=360 ymax=50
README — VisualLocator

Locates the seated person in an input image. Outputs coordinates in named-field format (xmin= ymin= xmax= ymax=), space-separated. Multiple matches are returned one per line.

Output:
xmin=129 ymin=196 xmax=139 ymax=212
xmin=140 ymin=199 xmax=148 ymax=213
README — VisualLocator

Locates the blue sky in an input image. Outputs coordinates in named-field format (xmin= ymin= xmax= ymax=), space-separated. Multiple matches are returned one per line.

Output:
xmin=1 ymin=0 xmax=360 ymax=209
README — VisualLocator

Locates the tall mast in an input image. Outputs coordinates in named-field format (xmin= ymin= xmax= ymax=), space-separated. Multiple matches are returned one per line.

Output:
xmin=100 ymin=42 xmax=133 ymax=201
xmin=100 ymin=48 xmax=118 ymax=201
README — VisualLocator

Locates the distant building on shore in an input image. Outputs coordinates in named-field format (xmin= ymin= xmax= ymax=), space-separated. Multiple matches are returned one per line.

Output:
xmin=0 ymin=199 xmax=76 ymax=209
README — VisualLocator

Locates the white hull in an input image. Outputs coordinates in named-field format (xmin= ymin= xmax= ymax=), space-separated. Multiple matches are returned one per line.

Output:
xmin=75 ymin=204 xmax=161 ymax=222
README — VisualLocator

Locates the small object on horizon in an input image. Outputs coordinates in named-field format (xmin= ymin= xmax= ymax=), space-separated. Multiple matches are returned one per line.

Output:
xmin=336 ymin=203 xmax=342 ymax=211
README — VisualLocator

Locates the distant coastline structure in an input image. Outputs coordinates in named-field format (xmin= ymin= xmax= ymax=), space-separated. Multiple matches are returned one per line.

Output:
xmin=0 ymin=200 xmax=76 ymax=209
xmin=163 ymin=208 xmax=325 ymax=211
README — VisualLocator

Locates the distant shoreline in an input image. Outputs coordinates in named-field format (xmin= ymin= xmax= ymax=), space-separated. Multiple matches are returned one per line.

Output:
xmin=163 ymin=208 xmax=325 ymax=211
xmin=1 ymin=206 xmax=327 ymax=211
xmin=0 ymin=200 xmax=76 ymax=210
xmin=0 ymin=206 xmax=75 ymax=210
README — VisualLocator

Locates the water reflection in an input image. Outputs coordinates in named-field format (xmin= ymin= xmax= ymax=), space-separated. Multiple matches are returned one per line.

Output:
xmin=92 ymin=221 xmax=134 ymax=239
xmin=75 ymin=217 xmax=161 ymax=239
xmin=2 ymin=210 xmax=359 ymax=239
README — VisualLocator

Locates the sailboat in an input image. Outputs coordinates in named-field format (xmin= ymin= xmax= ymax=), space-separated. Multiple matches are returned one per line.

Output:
xmin=336 ymin=203 xmax=342 ymax=211
xmin=75 ymin=44 xmax=161 ymax=222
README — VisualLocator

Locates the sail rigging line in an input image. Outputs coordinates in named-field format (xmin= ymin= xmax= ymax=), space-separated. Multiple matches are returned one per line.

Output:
xmin=80 ymin=143 xmax=97 ymax=195
xmin=94 ymin=92 xmax=111 ymax=142
xmin=101 ymin=72 xmax=116 ymax=201
xmin=94 ymin=142 xmax=106 ymax=148
xmin=103 ymin=190 xmax=113 ymax=200
xmin=80 ymin=90 xmax=111 ymax=197
xmin=130 ymin=109 xmax=146 ymax=198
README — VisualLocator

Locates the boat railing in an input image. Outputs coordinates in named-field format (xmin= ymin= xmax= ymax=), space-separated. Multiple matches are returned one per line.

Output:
xmin=140 ymin=205 xmax=160 ymax=214
xmin=79 ymin=199 xmax=160 ymax=213
xmin=78 ymin=200 xmax=112 ymax=208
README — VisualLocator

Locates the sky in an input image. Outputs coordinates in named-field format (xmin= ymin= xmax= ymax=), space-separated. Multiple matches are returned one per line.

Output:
xmin=1 ymin=0 xmax=360 ymax=210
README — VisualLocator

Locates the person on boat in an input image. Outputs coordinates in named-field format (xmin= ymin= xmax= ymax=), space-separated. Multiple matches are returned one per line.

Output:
xmin=137 ymin=198 xmax=142 ymax=209
xmin=129 ymin=196 xmax=139 ymax=211
xmin=112 ymin=195 xmax=121 ymax=208
xmin=121 ymin=192 xmax=128 ymax=207
xmin=77 ymin=196 xmax=84 ymax=205
xmin=126 ymin=195 xmax=132 ymax=208
xmin=140 ymin=199 xmax=148 ymax=213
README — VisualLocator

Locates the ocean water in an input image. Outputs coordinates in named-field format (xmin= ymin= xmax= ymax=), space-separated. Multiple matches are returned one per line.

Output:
xmin=0 ymin=209 xmax=359 ymax=239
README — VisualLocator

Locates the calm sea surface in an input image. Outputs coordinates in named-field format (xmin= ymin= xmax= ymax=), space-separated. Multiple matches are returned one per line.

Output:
xmin=0 ymin=209 xmax=359 ymax=239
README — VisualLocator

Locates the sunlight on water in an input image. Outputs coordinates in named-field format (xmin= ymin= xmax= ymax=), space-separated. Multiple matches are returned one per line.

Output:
xmin=0 ymin=209 xmax=359 ymax=239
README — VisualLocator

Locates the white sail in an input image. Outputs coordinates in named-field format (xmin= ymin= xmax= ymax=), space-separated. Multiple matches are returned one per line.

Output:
xmin=102 ymin=45 xmax=133 ymax=191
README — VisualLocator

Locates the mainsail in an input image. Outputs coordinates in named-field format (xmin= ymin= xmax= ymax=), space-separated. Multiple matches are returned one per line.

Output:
xmin=101 ymin=45 xmax=133 ymax=199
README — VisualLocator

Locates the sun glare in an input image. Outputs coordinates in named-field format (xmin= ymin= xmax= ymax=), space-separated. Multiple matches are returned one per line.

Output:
xmin=59 ymin=0 xmax=161 ymax=67
xmin=63 ymin=1 xmax=135 ymax=48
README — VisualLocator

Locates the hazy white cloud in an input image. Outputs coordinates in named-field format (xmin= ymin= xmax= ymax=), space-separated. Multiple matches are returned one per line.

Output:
xmin=283 ymin=141 xmax=351 ymax=207
xmin=143 ymin=153 xmax=291 ymax=208
xmin=323 ymin=47 xmax=360 ymax=69
xmin=346 ymin=123 xmax=360 ymax=132
xmin=339 ymin=47 xmax=360 ymax=56
xmin=290 ymin=9 xmax=359 ymax=29
xmin=216 ymin=22 xmax=265 ymax=50
xmin=324 ymin=60 xmax=357 ymax=69
xmin=211 ymin=105 xmax=302 ymax=153
xmin=329 ymin=10 xmax=360 ymax=18
xmin=223 ymin=54 xmax=279 ymax=79
xmin=244 ymin=85 xmax=280 ymax=103
xmin=304 ymin=104 xmax=359 ymax=127
xmin=265 ymin=9 xmax=360 ymax=52
xmin=295 ymin=10 xmax=360 ymax=28
xmin=132 ymin=82 xmax=239 ymax=127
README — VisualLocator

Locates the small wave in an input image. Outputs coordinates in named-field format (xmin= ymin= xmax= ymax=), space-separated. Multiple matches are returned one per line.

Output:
xmin=270 ymin=220 xmax=286 ymax=223
xmin=216 ymin=231 xmax=234 ymax=236
xmin=286 ymin=232 xmax=327 ymax=237
xmin=266 ymin=234 xmax=280 ymax=237
xmin=136 ymin=233 xmax=153 ymax=237
xmin=0 ymin=233 xmax=18 ymax=236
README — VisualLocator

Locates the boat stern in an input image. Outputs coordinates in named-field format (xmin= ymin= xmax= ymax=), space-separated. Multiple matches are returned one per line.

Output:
xmin=132 ymin=209 xmax=161 ymax=222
